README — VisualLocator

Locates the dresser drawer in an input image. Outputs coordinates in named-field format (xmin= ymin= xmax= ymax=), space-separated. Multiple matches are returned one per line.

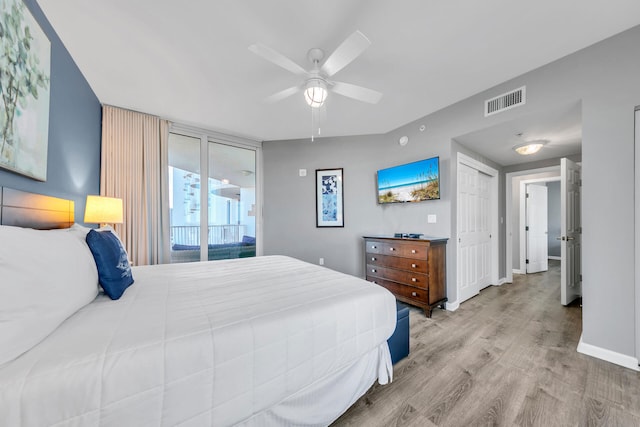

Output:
xmin=367 ymin=265 xmax=428 ymax=289
xmin=367 ymin=254 xmax=428 ymax=273
xmin=398 ymin=243 xmax=429 ymax=259
xmin=365 ymin=240 xmax=385 ymax=254
xmin=367 ymin=277 xmax=428 ymax=304
xmin=371 ymin=241 xmax=428 ymax=260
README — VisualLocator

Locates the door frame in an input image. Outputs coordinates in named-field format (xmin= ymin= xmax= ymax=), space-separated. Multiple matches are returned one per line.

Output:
xmin=456 ymin=152 xmax=499 ymax=301
xmin=505 ymin=166 xmax=559 ymax=283
xmin=634 ymin=107 xmax=640 ymax=364
xmin=518 ymin=176 xmax=559 ymax=274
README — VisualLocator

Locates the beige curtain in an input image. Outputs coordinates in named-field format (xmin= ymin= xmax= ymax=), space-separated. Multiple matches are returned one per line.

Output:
xmin=100 ymin=105 xmax=170 ymax=265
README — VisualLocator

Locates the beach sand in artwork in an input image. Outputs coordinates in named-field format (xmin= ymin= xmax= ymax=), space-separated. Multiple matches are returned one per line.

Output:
xmin=379 ymin=182 xmax=426 ymax=202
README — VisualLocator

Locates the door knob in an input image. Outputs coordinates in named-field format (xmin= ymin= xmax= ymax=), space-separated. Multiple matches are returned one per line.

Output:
xmin=566 ymin=236 xmax=575 ymax=241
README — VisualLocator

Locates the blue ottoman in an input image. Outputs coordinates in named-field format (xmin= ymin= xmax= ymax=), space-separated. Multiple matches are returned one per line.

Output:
xmin=387 ymin=301 xmax=410 ymax=364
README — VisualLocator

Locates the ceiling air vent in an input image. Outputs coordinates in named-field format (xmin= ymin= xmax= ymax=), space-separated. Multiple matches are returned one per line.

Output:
xmin=484 ymin=86 xmax=526 ymax=117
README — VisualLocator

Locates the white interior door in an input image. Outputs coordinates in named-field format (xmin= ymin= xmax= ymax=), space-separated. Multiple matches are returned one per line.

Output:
xmin=561 ymin=158 xmax=582 ymax=305
xmin=478 ymin=172 xmax=492 ymax=289
xmin=526 ymin=184 xmax=549 ymax=273
xmin=458 ymin=163 xmax=480 ymax=302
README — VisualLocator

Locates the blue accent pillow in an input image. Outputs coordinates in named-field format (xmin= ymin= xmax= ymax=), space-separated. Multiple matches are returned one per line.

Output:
xmin=242 ymin=235 xmax=256 ymax=244
xmin=86 ymin=229 xmax=134 ymax=300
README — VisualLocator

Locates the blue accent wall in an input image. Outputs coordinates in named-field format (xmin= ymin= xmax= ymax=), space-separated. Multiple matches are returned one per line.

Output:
xmin=0 ymin=0 xmax=101 ymax=222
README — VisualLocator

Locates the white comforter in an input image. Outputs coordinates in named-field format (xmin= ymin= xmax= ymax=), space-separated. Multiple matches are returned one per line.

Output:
xmin=0 ymin=256 xmax=396 ymax=426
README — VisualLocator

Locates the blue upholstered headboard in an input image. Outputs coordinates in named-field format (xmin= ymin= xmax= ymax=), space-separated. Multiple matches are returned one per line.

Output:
xmin=0 ymin=187 xmax=74 ymax=229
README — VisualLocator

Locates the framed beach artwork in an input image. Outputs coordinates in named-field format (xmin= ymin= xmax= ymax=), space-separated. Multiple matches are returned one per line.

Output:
xmin=0 ymin=0 xmax=51 ymax=181
xmin=316 ymin=168 xmax=344 ymax=227
xmin=377 ymin=157 xmax=440 ymax=204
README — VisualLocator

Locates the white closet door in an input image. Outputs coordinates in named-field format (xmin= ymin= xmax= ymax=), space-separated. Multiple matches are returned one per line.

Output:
xmin=458 ymin=163 xmax=480 ymax=302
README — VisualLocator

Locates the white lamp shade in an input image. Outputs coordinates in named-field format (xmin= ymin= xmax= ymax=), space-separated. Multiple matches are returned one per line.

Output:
xmin=84 ymin=195 xmax=123 ymax=224
xmin=304 ymin=80 xmax=328 ymax=108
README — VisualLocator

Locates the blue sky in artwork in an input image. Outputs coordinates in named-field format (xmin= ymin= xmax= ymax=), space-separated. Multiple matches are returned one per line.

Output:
xmin=378 ymin=157 xmax=438 ymax=190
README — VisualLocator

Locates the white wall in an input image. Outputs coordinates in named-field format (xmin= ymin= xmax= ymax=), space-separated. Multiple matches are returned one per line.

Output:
xmin=264 ymin=25 xmax=640 ymax=362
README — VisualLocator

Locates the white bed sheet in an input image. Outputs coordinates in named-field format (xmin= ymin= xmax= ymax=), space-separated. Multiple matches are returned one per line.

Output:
xmin=0 ymin=255 xmax=396 ymax=426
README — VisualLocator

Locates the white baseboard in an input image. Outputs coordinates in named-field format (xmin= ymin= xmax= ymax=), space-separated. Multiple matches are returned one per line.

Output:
xmin=445 ymin=300 xmax=459 ymax=311
xmin=548 ymin=256 xmax=561 ymax=260
xmin=512 ymin=269 xmax=525 ymax=275
xmin=496 ymin=277 xmax=508 ymax=286
xmin=577 ymin=333 xmax=639 ymax=371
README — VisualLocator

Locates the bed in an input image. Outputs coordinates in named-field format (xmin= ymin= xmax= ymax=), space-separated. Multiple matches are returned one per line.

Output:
xmin=0 ymin=187 xmax=396 ymax=426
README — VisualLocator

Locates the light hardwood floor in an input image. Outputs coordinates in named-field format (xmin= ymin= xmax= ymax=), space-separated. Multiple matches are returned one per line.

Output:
xmin=333 ymin=261 xmax=640 ymax=426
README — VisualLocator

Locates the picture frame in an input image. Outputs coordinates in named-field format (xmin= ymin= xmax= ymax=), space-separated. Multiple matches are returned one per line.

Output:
xmin=316 ymin=168 xmax=344 ymax=227
xmin=0 ymin=0 xmax=51 ymax=181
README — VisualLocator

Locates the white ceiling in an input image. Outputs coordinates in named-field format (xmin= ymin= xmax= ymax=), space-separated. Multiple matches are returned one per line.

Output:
xmin=454 ymin=101 xmax=582 ymax=166
xmin=38 ymin=0 xmax=640 ymax=142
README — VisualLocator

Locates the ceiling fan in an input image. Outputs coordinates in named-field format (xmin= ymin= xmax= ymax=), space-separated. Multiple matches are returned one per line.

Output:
xmin=249 ymin=31 xmax=382 ymax=108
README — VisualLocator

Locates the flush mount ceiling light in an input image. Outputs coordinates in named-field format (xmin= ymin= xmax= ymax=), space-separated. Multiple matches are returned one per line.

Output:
xmin=513 ymin=140 xmax=548 ymax=155
xmin=304 ymin=79 xmax=328 ymax=108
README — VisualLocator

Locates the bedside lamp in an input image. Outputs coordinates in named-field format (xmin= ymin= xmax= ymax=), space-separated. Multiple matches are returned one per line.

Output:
xmin=84 ymin=195 xmax=123 ymax=227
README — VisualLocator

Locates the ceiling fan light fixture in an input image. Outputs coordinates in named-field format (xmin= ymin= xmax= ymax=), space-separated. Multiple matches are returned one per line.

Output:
xmin=304 ymin=79 xmax=328 ymax=108
xmin=513 ymin=140 xmax=547 ymax=155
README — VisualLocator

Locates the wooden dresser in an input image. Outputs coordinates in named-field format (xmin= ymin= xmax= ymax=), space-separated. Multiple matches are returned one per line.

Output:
xmin=363 ymin=236 xmax=448 ymax=317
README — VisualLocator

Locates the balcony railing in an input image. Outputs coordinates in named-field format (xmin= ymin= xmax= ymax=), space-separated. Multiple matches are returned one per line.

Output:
xmin=171 ymin=224 xmax=246 ymax=246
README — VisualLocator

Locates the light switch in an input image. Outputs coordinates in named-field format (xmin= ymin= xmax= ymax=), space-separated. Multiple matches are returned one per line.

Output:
xmin=299 ymin=169 xmax=307 ymax=177
xmin=428 ymin=214 xmax=437 ymax=224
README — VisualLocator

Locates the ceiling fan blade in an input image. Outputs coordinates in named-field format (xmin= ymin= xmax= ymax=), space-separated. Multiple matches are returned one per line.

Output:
xmin=248 ymin=43 xmax=308 ymax=77
xmin=264 ymin=85 xmax=302 ymax=104
xmin=330 ymin=81 xmax=382 ymax=104
xmin=321 ymin=31 xmax=371 ymax=77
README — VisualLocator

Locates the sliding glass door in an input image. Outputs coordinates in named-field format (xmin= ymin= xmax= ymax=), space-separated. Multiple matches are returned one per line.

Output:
xmin=206 ymin=142 xmax=256 ymax=261
xmin=168 ymin=131 xmax=257 ymax=263
xmin=168 ymin=133 xmax=202 ymax=263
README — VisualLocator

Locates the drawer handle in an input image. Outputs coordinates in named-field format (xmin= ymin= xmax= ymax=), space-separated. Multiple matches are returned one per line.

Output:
xmin=371 ymin=269 xmax=377 ymax=273
xmin=371 ymin=257 xmax=377 ymax=261
xmin=411 ymin=263 xmax=417 ymax=268
xmin=371 ymin=245 xmax=377 ymax=249
xmin=389 ymin=247 xmax=395 ymax=251
xmin=412 ymin=277 xmax=417 ymax=282
xmin=411 ymin=291 xmax=417 ymax=297
xmin=411 ymin=249 xmax=417 ymax=254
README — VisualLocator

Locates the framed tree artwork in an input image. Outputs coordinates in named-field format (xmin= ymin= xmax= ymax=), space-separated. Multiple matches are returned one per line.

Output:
xmin=0 ymin=0 xmax=51 ymax=181
xmin=316 ymin=168 xmax=344 ymax=227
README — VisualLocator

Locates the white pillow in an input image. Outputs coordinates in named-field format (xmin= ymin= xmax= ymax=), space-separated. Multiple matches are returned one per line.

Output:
xmin=0 ymin=225 xmax=99 ymax=365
